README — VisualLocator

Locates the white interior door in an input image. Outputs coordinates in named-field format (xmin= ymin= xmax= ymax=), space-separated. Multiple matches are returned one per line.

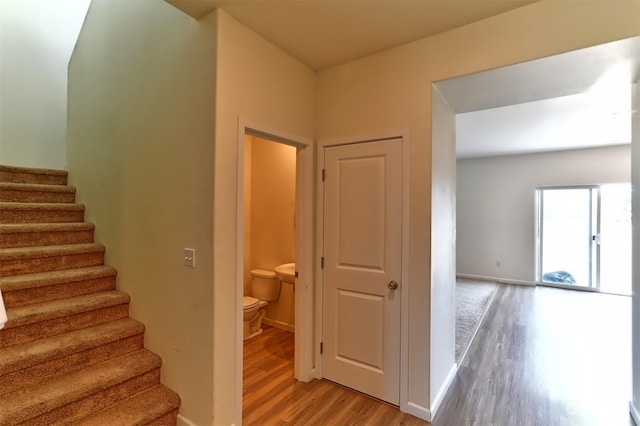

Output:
xmin=322 ymin=138 xmax=402 ymax=405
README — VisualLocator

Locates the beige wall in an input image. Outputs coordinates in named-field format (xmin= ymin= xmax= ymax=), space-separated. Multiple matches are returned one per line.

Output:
xmin=67 ymin=1 xmax=217 ymax=424
xmin=214 ymin=10 xmax=316 ymax=424
xmin=249 ymin=137 xmax=296 ymax=272
xmin=246 ymin=136 xmax=296 ymax=328
xmin=317 ymin=0 xmax=640 ymax=415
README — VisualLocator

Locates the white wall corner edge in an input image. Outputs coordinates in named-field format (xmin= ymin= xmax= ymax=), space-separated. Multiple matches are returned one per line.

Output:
xmin=428 ymin=363 xmax=457 ymax=421
xmin=630 ymin=400 xmax=639 ymax=425
xmin=177 ymin=414 xmax=199 ymax=426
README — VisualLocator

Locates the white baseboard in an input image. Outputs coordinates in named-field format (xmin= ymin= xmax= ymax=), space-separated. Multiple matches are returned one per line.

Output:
xmin=177 ymin=414 xmax=198 ymax=426
xmin=631 ymin=400 xmax=640 ymax=425
xmin=429 ymin=363 xmax=457 ymax=420
xmin=456 ymin=273 xmax=536 ymax=287
xmin=406 ymin=401 xmax=431 ymax=422
xmin=263 ymin=317 xmax=294 ymax=332
xmin=404 ymin=363 xmax=457 ymax=423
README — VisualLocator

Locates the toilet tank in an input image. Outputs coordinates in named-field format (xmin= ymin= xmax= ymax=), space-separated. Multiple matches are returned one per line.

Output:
xmin=250 ymin=269 xmax=281 ymax=301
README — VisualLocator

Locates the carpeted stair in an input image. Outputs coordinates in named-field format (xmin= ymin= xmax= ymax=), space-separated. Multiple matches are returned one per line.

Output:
xmin=0 ymin=164 xmax=180 ymax=425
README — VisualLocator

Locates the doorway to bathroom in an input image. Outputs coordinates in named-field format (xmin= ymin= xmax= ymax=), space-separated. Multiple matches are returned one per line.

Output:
xmin=242 ymin=134 xmax=297 ymax=333
xmin=237 ymin=122 xmax=315 ymax=421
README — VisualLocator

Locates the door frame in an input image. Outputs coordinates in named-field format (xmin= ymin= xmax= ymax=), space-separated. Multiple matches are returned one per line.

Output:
xmin=315 ymin=130 xmax=411 ymax=412
xmin=235 ymin=118 xmax=316 ymax=402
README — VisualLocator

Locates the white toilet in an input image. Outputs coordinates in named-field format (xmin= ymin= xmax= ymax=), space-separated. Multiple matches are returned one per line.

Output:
xmin=243 ymin=269 xmax=281 ymax=341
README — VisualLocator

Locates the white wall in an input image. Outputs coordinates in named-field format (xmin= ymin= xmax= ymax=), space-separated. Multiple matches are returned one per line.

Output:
xmin=214 ymin=10 xmax=315 ymax=425
xmin=67 ymin=1 xmax=217 ymax=424
xmin=457 ymin=145 xmax=631 ymax=282
xmin=0 ymin=0 xmax=89 ymax=169
xmin=317 ymin=0 xmax=639 ymax=417
xmin=430 ymin=88 xmax=456 ymax=409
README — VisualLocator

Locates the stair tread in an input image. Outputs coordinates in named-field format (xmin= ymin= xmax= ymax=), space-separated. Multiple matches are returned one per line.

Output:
xmin=0 ymin=201 xmax=84 ymax=209
xmin=0 ymin=222 xmax=96 ymax=250
xmin=0 ymin=318 xmax=145 ymax=375
xmin=0 ymin=182 xmax=76 ymax=192
xmin=4 ymin=290 xmax=129 ymax=329
xmin=0 ymin=243 xmax=105 ymax=259
xmin=76 ymin=384 xmax=181 ymax=426
xmin=0 ymin=349 xmax=161 ymax=424
xmin=0 ymin=222 xmax=94 ymax=231
xmin=0 ymin=164 xmax=67 ymax=177
xmin=0 ymin=165 xmax=67 ymax=186
xmin=0 ymin=265 xmax=116 ymax=291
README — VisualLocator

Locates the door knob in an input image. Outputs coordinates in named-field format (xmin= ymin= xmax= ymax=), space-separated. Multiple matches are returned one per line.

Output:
xmin=388 ymin=280 xmax=399 ymax=290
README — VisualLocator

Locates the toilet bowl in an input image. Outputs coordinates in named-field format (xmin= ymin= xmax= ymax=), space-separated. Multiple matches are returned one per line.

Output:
xmin=243 ymin=296 xmax=268 ymax=341
xmin=243 ymin=269 xmax=281 ymax=341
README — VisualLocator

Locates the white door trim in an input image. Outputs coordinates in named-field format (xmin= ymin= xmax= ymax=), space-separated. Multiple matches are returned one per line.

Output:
xmin=316 ymin=130 xmax=411 ymax=412
xmin=235 ymin=119 xmax=316 ymax=407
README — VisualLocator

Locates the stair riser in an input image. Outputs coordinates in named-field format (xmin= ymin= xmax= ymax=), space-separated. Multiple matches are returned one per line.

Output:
xmin=0 ymin=251 xmax=104 ymax=276
xmin=0 ymin=333 xmax=144 ymax=397
xmin=0 ymin=228 xmax=94 ymax=248
xmin=0 ymin=188 xmax=76 ymax=203
xmin=2 ymin=275 xmax=116 ymax=309
xmin=147 ymin=410 xmax=180 ymax=426
xmin=74 ymin=384 xmax=181 ymax=426
xmin=25 ymin=369 xmax=161 ymax=426
xmin=0 ymin=169 xmax=67 ymax=186
xmin=0 ymin=304 xmax=129 ymax=348
xmin=0 ymin=208 xmax=84 ymax=224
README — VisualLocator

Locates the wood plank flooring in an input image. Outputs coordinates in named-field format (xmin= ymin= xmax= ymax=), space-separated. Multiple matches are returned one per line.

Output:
xmin=434 ymin=284 xmax=633 ymax=426
xmin=243 ymin=284 xmax=633 ymax=425
xmin=243 ymin=326 xmax=426 ymax=425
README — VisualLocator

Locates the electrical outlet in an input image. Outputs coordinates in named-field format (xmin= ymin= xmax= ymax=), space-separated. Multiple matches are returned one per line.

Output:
xmin=496 ymin=260 xmax=501 ymax=267
xmin=184 ymin=248 xmax=195 ymax=268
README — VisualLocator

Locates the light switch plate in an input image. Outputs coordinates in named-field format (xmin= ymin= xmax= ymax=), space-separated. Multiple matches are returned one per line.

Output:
xmin=184 ymin=248 xmax=195 ymax=268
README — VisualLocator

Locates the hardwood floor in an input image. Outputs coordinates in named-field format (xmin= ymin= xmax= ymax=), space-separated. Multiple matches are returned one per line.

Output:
xmin=243 ymin=326 xmax=427 ymax=425
xmin=434 ymin=284 xmax=632 ymax=426
xmin=243 ymin=285 xmax=633 ymax=425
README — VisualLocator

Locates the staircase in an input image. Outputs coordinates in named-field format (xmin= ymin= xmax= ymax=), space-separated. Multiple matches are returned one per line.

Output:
xmin=0 ymin=165 xmax=181 ymax=425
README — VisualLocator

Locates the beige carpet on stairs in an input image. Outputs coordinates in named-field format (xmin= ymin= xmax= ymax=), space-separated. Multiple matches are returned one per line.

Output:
xmin=0 ymin=164 xmax=181 ymax=425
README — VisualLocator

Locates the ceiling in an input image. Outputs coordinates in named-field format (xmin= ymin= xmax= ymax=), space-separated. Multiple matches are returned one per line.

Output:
xmin=166 ymin=0 xmax=538 ymax=71
xmin=439 ymin=37 xmax=639 ymax=158
xmin=166 ymin=0 xmax=638 ymax=159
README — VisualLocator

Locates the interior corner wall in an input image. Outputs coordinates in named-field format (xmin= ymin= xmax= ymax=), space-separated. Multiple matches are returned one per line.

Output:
xmin=0 ymin=0 xmax=89 ymax=169
xmin=317 ymin=0 xmax=639 ymax=413
xmin=457 ymin=145 xmax=631 ymax=282
xmin=631 ymin=82 xmax=640 ymax=422
xmin=214 ymin=10 xmax=315 ymax=425
xmin=66 ymin=1 xmax=217 ymax=425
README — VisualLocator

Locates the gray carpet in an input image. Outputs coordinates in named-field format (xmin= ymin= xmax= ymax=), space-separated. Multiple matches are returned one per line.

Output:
xmin=456 ymin=279 xmax=498 ymax=363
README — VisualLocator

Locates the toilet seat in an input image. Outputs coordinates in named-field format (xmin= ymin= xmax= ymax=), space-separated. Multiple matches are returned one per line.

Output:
xmin=243 ymin=296 xmax=260 ymax=309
